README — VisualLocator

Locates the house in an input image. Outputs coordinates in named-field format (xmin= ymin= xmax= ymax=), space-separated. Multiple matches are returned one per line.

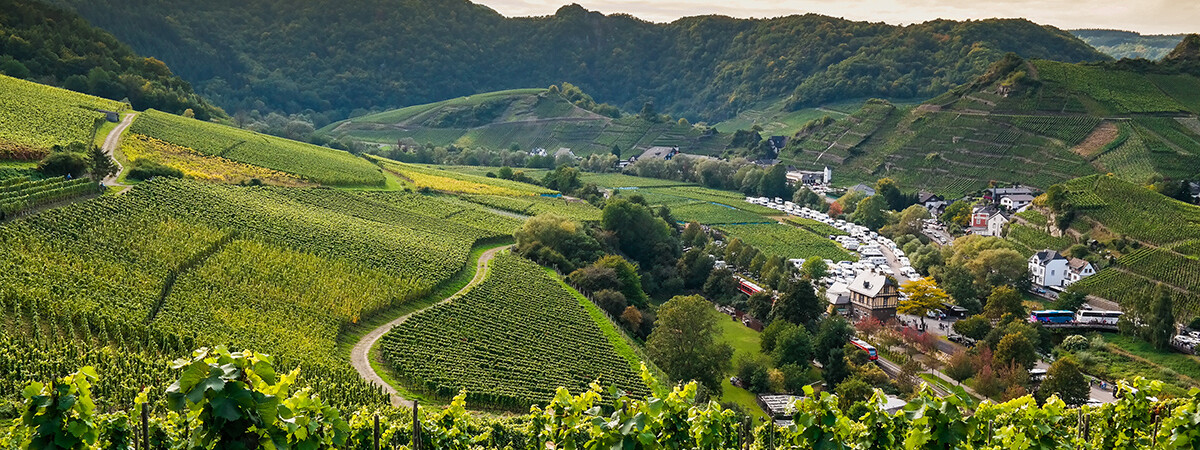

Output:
xmin=786 ymin=166 xmax=832 ymax=186
xmin=826 ymin=281 xmax=851 ymax=316
xmin=639 ymin=146 xmax=679 ymax=161
xmin=848 ymin=183 xmax=876 ymax=197
xmin=1000 ymin=194 xmax=1035 ymax=211
xmin=554 ymin=148 xmax=576 ymax=159
xmin=616 ymin=155 xmax=638 ymax=169
xmin=1029 ymin=250 xmax=1070 ymax=287
xmin=971 ymin=204 xmax=997 ymax=229
xmin=1189 ymin=182 xmax=1200 ymax=203
xmin=1064 ymin=258 xmax=1096 ymax=286
xmin=97 ymin=109 xmax=120 ymax=123
xmin=918 ymin=191 xmax=944 ymax=208
xmin=847 ymin=272 xmax=899 ymax=321
xmin=529 ymin=147 xmax=549 ymax=157
xmin=987 ymin=186 xmax=1035 ymax=204
xmin=986 ymin=210 xmax=1010 ymax=237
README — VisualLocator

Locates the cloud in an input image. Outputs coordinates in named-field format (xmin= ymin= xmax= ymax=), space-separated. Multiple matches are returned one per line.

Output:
xmin=475 ymin=0 xmax=1199 ymax=35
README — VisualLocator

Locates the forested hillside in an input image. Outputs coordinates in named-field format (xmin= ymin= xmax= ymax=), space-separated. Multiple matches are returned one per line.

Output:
xmin=47 ymin=0 xmax=1106 ymax=121
xmin=1072 ymin=29 xmax=1189 ymax=60
xmin=0 ymin=0 xmax=222 ymax=119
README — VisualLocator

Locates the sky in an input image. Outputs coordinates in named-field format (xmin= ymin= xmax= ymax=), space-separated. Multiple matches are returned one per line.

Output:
xmin=474 ymin=0 xmax=1199 ymax=35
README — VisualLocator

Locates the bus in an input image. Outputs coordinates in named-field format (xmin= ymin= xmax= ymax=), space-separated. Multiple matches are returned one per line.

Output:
xmin=849 ymin=338 xmax=878 ymax=361
xmin=1030 ymin=310 xmax=1075 ymax=324
xmin=1076 ymin=310 xmax=1123 ymax=326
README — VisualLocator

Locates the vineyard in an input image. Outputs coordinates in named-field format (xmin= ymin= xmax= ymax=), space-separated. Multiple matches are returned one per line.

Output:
xmin=374 ymin=159 xmax=555 ymax=195
xmin=784 ymin=217 xmax=849 ymax=237
xmin=782 ymin=100 xmax=897 ymax=171
xmin=1032 ymin=60 xmax=1192 ymax=114
xmin=1006 ymin=223 xmax=1074 ymax=256
xmin=130 ymin=110 xmax=385 ymax=186
xmin=0 ymin=74 xmax=124 ymax=160
xmin=668 ymin=202 xmax=770 ymax=225
xmin=1060 ymin=175 xmax=1200 ymax=245
xmin=0 ymin=178 xmax=521 ymax=407
xmin=717 ymin=223 xmax=855 ymax=261
xmin=322 ymin=90 xmax=731 ymax=157
xmin=120 ymin=133 xmax=311 ymax=186
xmin=3 ymin=351 xmax=1200 ymax=449
xmin=640 ymin=186 xmax=779 ymax=215
xmin=1116 ymin=247 xmax=1200 ymax=293
xmin=379 ymin=253 xmax=649 ymax=409
xmin=459 ymin=194 xmax=602 ymax=221
xmin=0 ymin=176 xmax=100 ymax=219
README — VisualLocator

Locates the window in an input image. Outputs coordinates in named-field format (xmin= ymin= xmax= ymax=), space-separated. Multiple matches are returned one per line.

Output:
xmin=1050 ymin=270 xmax=1055 ymax=275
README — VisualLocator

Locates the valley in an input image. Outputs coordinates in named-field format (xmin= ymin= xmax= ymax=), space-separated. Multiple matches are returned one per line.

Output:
xmin=0 ymin=1 xmax=1199 ymax=448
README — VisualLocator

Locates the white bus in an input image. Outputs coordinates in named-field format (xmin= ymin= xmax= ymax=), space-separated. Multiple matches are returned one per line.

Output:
xmin=1076 ymin=310 xmax=1123 ymax=325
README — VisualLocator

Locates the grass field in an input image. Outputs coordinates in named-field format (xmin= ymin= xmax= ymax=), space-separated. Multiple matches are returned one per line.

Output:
xmin=373 ymin=157 xmax=554 ymax=195
xmin=715 ymin=313 xmax=768 ymax=420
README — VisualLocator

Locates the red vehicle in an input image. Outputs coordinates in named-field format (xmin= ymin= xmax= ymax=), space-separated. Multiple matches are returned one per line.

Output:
xmin=850 ymin=338 xmax=878 ymax=361
xmin=735 ymin=276 xmax=764 ymax=296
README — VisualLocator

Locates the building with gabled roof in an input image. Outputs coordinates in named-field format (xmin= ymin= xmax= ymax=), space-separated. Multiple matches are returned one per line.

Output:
xmin=847 ymin=272 xmax=899 ymax=321
xmin=1029 ymin=250 xmax=1069 ymax=287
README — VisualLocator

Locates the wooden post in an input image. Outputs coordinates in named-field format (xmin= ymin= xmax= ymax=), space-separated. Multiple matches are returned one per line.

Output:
xmin=141 ymin=405 xmax=149 ymax=450
xmin=372 ymin=415 xmax=379 ymax=450
xmin=413 ymin=399 xmax=421 ymax=450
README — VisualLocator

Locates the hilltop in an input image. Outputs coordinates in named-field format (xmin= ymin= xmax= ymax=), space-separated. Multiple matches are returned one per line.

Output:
xmin=321 ymin=87 xmax=730 ymax=156
xmin=47 ymin=0 xmax=1106 ymax=121
xmin=780 ymin=54 xmax=1200 ymax=195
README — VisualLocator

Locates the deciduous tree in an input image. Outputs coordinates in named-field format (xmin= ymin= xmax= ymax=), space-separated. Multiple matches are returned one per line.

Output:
xmin=646 ymin=295 xmax=734 ymax=395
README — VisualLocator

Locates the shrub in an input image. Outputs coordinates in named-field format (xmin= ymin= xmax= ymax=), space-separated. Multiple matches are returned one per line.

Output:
xmin=37 ymin=151 xmax=89 ymax=178
xmin=127 ymin=158 xmax=183 ymax=180
xmin=1062 ymin=335 xmax=1090 ymax=352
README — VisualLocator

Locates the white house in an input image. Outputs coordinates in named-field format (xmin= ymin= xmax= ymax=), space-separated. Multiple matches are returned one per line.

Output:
xmin=1029 ymin=250 xmax=1070 ymax=287
xmin=1064 ymin=258 xmax=1096 ymax=286
xmin=986 ymin=211 xmax=1010 ymax=237
xmin=1001 ymin=194 xmax=1035 ymax=211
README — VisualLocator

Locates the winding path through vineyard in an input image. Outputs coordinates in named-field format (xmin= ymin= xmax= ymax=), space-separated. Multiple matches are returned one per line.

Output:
xmin=350 ymin=244 xmax=512 ymax=407
xmin=101 ymin=113 xmax=136 ymax=193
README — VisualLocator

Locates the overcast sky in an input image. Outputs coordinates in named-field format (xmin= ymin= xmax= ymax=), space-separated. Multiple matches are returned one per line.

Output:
xmin=475 ymin=0 xmax=1198 ymax=35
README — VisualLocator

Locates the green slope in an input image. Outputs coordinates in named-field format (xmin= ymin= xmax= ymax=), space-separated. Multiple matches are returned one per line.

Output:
xmin=131 ymin=109 xmax=386 ymax=187
xmin=783 ymin=54 xmax=1200 ymax=196
xmin=322 ymin=89 xmax=731 ymax=157
xmin=0 ymin=74 xmax=125 ymax=160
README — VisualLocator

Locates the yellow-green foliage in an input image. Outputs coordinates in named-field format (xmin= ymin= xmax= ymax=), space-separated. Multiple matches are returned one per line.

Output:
xmin=130 ymin=110 xmax=384 ymax=186
xmin=0 ymin=74 xmax=124 ymax=159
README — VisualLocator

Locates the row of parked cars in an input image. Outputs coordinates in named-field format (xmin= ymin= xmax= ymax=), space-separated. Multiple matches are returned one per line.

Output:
xmin=747 ymin=197 xmax=921 ymax=286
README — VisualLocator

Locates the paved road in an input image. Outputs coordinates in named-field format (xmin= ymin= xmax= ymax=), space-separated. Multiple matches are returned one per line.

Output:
xmin=350 ymin=245 xmax=511 ymax=407
xmin=101 ymin=113 xmax=136 ymax=193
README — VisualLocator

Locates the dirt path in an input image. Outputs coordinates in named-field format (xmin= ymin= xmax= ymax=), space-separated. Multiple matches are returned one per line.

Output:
xmin=101 ymin=113 xmax=136 ymax=194
xmin=350 ymin=244 xmax=512 ymax=407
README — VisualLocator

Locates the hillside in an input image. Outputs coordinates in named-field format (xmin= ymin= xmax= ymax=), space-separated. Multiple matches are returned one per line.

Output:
xmin=0 ymin=0 xmax=222 ymax=120
xmin=129 ymin=109 xmax=387 ymax=186
xmin=1072 ymin=29 xmax=1189 ymax=60
xmin=783 ymin=54 xmax=1200 ymax=195
xmin=0 ymin=74 xmax=125 ymax=160
xmin=48 ymin=0 xmax=1106 ymax=121
xmin=323 ymin=88 xmax=730 ymax=156
xmin=1041 ymin=175 xmax=1200 ymax=319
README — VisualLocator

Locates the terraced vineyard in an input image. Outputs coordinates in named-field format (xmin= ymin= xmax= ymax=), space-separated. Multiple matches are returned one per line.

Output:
xmin=0 ymin=75 xmax=124 ymax=160
xmin=375 ymin=159 xmax=554 ymax=195
xmin=0 ymin=179 xmax=518 ymax=406
xmin=783 ymin=100 xmax=897 ymax=170
xmin=1032 ymin=60 xmax=1193 ymax=114
xmin=843 ymin=111 xmax=1096 ymax=196
xmin=0 ymin=176 xmax=100 ymax=219
xmin=1006 ymin=223 xmax=1074 ymax=256
xmin=1055 ymin=175 xmax=1200 ymax=317
xmin=130 ymin=110 xmax=385 ymax=186
xmin=717 ymin=223 xmax=854 ymax=261
xmin=379 ymin=253 xmax=648 ymax=409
